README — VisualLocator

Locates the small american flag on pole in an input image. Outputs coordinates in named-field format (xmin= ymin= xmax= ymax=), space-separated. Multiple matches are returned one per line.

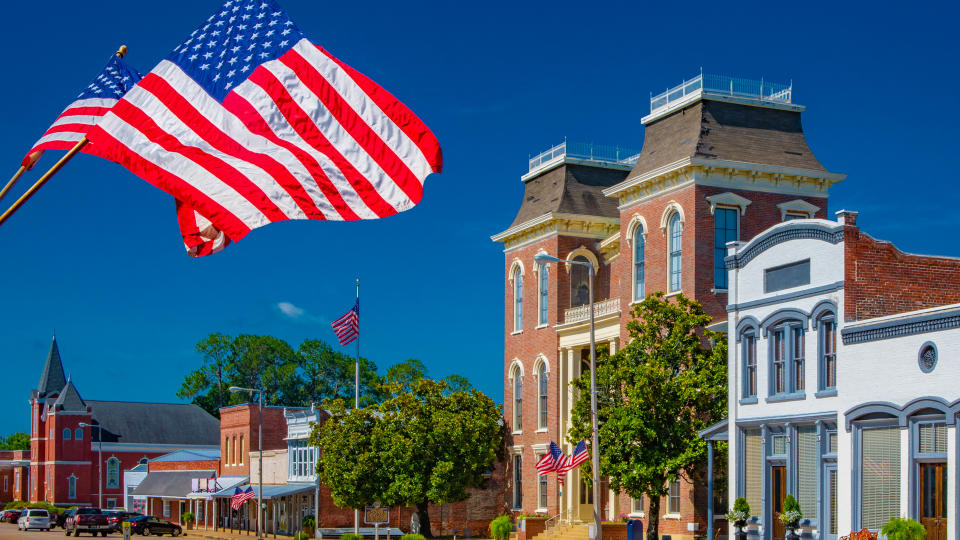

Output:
xmin=536 ymin=441 xmax=563 ymax=476
xmin=86 ymin=0 xmax=442 ymax=257
xmin=331 ymin=300 xmax=359 ymax=346
xmin=556 ymin=440 xmax=589 ymax=485
xmin=230 ymin=486 xmax=255 ymax=510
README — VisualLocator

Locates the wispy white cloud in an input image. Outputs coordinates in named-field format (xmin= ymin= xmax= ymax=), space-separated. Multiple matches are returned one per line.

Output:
xmin=277 ymin=301 xmax=305 ymax=319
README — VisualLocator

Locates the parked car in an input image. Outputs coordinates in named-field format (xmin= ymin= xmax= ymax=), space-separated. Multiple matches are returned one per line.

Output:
xmin=2 ymin=509 xmax=22 ymax=524
xmin=104 ymin=511 xmax=143 ymax=532
xmin=126 ymin=516 xmax=182 ymax=537
xmin=64 ymin=507 xmax=110 ymax=536
xmin=57 ymin=511 xmax=71 ymax=529
xmin=18 ymin=509 xmax=51 ymax=531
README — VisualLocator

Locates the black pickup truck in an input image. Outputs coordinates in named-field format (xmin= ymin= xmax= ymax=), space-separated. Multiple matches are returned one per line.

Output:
xmin=64 ymin=507 xmax=111 ymax=537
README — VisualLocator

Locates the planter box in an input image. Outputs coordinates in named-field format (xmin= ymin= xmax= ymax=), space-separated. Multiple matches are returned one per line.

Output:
xmin=589 ymin=523 xmax=627 ymax=540
xmin=518 ymin=518 xmax=547 ymax=540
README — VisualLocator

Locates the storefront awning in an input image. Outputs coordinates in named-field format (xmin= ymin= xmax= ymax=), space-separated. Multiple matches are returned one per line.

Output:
xmin=219 ymin=482 xmax=316 ymax=500
xmin=190 ymin=475 xmax=248 ymax=499
xmin=699 ymin=419 xmax=728 ymax=441
xmin=132 ymin=470 xmax=216 ymax=498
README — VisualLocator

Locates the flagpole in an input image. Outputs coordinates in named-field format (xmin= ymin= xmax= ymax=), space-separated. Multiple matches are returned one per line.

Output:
xmin=0 ymin=137 xmax=88 ymax=228
xmin=0 ymin=164 xmax=30 ymax=204
xmin=354 ymin=278 xmax=360 ymax=535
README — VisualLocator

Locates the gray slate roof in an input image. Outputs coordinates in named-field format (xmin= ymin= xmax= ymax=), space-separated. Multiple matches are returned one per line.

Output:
xmin=37 ymin=338 xmax=67 ymax=399
xmin=86 ymin=401 xmax=220 ymax=445
xmin=150 ymin=449 xmax=221 ymax=463
xmin=509 ymin=164 xmax=628 ymax=228
xmin=627 ymin=99 xmax=827 ymax=180
xmin=53 ymin=379 xmax=87 ymax=411
xmin=132 ymin=470 xmax=215 ymax=498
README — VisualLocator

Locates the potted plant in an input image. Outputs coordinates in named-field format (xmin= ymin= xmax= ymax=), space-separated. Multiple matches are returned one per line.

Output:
xmin=490 ymin=515 xmax=513 ymax=540
xmin=778 ymin=496 xmax=802 ymax=540
xmin=880 ymin=517 xmax=926 ymax=540
xmin=302 ymin=515 xmax=316 ymax=537
xmin=182 ymin=512 xmax=195 ymax=531
xmin=727 ymin=497 xmax=750 ymax=540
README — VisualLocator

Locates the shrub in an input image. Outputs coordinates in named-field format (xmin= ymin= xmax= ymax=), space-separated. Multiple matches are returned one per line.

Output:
xmin=294 ymin=533 xmax=312 ymax=540
xmin=341 ymin=533 xmax=364 ymax=540
xmin=732 ymin=497 xmax=750 ymax=515
xmin=302 ymin=515 xmax=316 ymax=529
xmin=401 ymin=534 xmax=426 ymax=540
xmin=490 ymin=515 xmax=513 ymax=540
xmin=182 ymin=512 xmax=195 ymax=524
xmin=881 ymin=517 xmax=926 ymax=540
xmin=778 ymin=495 xmax=801 ymax=525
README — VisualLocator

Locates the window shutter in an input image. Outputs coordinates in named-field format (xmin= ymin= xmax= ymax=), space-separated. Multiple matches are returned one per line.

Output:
xmin=744 ymin=430 xmax=762 ymax=516
xmin=861 ymin=426 xmax=900 ymax=529
xmin=797 ymin=426 xmax=818 ymax=519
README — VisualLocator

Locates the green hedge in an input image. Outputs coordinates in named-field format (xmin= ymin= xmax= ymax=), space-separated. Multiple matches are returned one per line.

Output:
xmin=294 ymin=533 xmax=312 ymax=540
xmin=400 ymin=534 xmax=426 ymax=540
xmin=3 ymin=501 xmax=64 ymax=514
xmin=341 ymin=533 xmax=364 ymax=540
xmin=489 ymin=515 xmax=512 ymax=540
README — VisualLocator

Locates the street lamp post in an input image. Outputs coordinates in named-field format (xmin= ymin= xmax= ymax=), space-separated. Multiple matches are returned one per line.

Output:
xmin=78 ymin=423 xmax=102 ymax=508
xmin=230 ymin=386 xmax=264 ymax=540
xmin=534 ymin=253 xmax=602 ymax=540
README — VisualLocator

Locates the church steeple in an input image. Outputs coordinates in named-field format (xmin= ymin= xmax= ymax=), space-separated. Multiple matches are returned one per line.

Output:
xmin=37 ymin=336 xmax=67 ymax=399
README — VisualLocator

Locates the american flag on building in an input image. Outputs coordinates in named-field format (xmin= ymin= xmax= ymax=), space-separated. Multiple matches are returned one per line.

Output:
xmin=21 ymin=53 xmax=142 ymax=169
xmin=231 ymin=486 xmax=255 ymax=510
xmin=536 ymin=441 xmax=564 ymax=476
xmin=86 ymin=0 xmax=442 ymax=256
xmin=331 ymin=300 xmax=359 ymax=346
xmin=556 ymin=440 xmax=589 ymax=485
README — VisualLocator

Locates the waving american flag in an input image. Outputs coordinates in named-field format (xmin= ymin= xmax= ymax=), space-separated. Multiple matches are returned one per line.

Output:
xmin=331 ymin=300 xmax=359 ymax=346
xmin=536 ymin=441 xmax=564 ymax=476
xmin=231 ymin=486 xmax=255 ymax=510
xmin=87 ymin=0 xmax=442 ymax=256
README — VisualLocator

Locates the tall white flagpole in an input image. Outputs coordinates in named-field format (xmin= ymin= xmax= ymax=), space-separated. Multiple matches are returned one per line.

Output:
xmin=354 ymin=278 xmax=360 ymax=535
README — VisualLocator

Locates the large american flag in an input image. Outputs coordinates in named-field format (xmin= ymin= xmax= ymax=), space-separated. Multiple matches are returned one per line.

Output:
xmin=331 ymin=300 xmax=359 ymax=346
xmin=86 ymin=0 xmax=442 ymax=257
xmin=21 ymin=53 xmax=142 ymax=169
xmin=230 ymin=486 xmax=255 ymax=510
xmin=536 ymin=441 xmax=563 ymax=476
xmin=556 ymin=440 xmax=590 ymax=485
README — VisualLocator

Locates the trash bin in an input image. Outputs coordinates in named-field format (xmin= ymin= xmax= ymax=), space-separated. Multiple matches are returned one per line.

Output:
xmin=627 ymin=520 xmax=644 ymax=540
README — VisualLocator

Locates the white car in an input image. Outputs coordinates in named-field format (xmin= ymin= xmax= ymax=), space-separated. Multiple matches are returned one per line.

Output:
xmin=18 ymin=509 xmax=51 ymax=531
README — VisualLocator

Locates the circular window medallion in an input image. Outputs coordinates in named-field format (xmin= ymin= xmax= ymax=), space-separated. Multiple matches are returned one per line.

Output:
xmin=918 ymin=342 xmax=937 ymax=373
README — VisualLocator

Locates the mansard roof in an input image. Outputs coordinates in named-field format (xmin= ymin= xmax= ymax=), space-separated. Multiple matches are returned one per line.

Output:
xmin=627 ymin=99 xmax=828 ymax=179
xmin=509 ymin=163 xmax=628 ymax=228
xmin=86 ymin=401 xmax=220 ymax=446
xmin=53 ymin=378 xmax=86 ymax=411
xmin=37 ymin=337 xmax=67 ymax=399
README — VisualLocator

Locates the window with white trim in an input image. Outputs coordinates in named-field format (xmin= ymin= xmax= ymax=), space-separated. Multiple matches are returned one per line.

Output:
xmin=633 ymin=225 xmax=645 ymax=301
xmin=668 ymin=213 xmax=683 ymax=292
xmin=770 ymin=322 xmax=805 ymax=396
xmin=536 ymin=453 xmax=547 ymax=509
xmin=819 ymin=315 xmax=837 ymax=390
xmin=537 ymin=362 xmax=548 ymax=430
xmin=513 ymin=267 xmax=523 ymax=331
xmin=512 ymin=454 xmax=523 ymax=509
xmin=742 ymin=331 xmax=757 ymax=398
xmin=796 ymin=426 xmax=818 ymax=520
xmin=239 ymin=435 xmax=244 ymax=465
xmin=570 ymin=256 xmax=590 ymax=307
xmin=68 ymin=475 xmax=77 ymax=499
xmin=106 ymin=457 xmax=120 ymax=489
xmin=512 ymin=365 xmax=522 ymax=432
xmin=538 ymin=263 xmax=548 ymax=326
xmin=288 ymin=439 xmax=317 ymax=479
xmin=743 ymin=430 xmax=762 ymax=516
xmin=632 ymin=495 xmax=644 ymax=513
xmin=714 ymin=207 xmax=738 ymax=289
xmin=667 ymin=480 xmax=680 ymax=513
xmin=163 ymin=500 xmax=171 ymax=518
xmin=859 ymin=426 xmax=900 ymax=529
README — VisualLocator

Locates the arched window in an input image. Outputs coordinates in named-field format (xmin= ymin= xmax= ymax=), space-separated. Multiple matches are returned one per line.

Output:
xmin=63 ymin=428 xmax=72 ymax=440
xmin=537 ymin=362 xmax=548 ymax=429
xmin=68 ymin=475 xmax=77 ymax=499
xmin=633 ymin=226 xmax=645 ymax=301
xmin=770 ymin=321 xmax=805 ymax=396
xmin=570 ymin=256 xmax=590 ymax=307
xmin=818 ymin=313 xmax=837 ymax=391
xmin=106 ymin=457 xmax=120 ymax=488
xmin=538 ymin=263 xmax=549 ymax=326
xmin=232 ymin=435 xmax=237 ymax=465
xmin=513 ymin=266 xmax=523 ymax=331
xmin=75 ymin=428 xmax=83 ymax=440
xmin=741 ymin=331 xmax=757 ymax=399
xmin=668 ymin=213 xmax=683 ymax=292
xmin=512 ymin=364 xmax=523 ymax=432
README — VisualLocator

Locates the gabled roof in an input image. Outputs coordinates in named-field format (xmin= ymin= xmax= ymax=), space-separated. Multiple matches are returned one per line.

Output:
xmin=150 ymin=449 xmax=221 ymax=463
xmin=87 ymin=401 xmax=220 ymax=446
xmin=508 ymin=163 xmax=628 ymax=229
xmin=132 ymin=470 xmax=216 ymax=498
xmin=53 ymin=378 xmax=86 ymax=411
xmin=37 ymin=337 xmax=67 ymax=399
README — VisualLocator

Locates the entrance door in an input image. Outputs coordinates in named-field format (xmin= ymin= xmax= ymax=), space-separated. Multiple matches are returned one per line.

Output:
xmin=920 ymin=463 xmax=948 ymax=540
xmin=770 ymin=466 xmax=787 ymax=540
xmin=578 ymin=474 xmax=594 ymax=523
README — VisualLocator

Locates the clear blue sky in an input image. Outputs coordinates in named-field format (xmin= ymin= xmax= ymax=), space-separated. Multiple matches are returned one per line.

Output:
xmin=0 ymin=0 xmax=957 ymax=435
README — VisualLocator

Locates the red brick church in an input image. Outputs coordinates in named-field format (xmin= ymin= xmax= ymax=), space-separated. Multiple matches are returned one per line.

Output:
xmin=24 ymin=337 xmax=220 ymax=507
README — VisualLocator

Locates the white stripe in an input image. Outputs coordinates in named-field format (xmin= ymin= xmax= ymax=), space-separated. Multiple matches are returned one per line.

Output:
xmin=232 ymin=79 xmax=379 ymax=220
xmin=95 ymin=113 xmax=270 ymax=231
xmin=49 ymin=115 xmax=101 ymax=129
xmin=64 ymin=98 xmax=118 ymax=109
xmin=261 ymin=57 xmax=411 ymax=213
xmin=123 ymin=82 xmax=308 ymax=222
xmin=295 ymin=40 xmax=433 ymax=180
xmin=153 ymin=61 xmax=341 ymax=221
xmin=31 ymin=131 xmax=85 ymax=148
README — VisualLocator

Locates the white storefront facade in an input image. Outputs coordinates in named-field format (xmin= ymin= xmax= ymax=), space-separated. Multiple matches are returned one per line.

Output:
xmin=716 ymin=213 xmax=960 ymax=540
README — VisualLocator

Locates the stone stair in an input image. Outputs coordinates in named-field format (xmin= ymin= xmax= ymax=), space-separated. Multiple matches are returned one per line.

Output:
xmin=530 ymin=524 xmax=591 ymax=540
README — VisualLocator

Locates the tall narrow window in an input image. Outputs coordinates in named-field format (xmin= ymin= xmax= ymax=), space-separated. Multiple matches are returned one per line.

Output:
xmin=239 ymin=435 xmax=244 ymax=465
xmin=106 ymin=457 xmax=120 ymax=489
xmin=714 ymin=207 xmax=738 ymax=289
xmin=538 ymin=263 xmax=548 ymax=326
xmin=224 ymin=437 xmax=230 ymax=467
xmin=513 ymin=366 xmax=522 ymax=432
xmin=63 ymin=428 xmax=71 ymax=440
xmin=860 ymin=426 xmax=900 ymax=529
xmin=537 ymin=363 xmax=548 ymax=429
xmin=570 ymin=256 xmax=590 ymax=307
xmin=537 ymin=454 xmax=547 ymax=509
xmin=632 ymin=496 xmax=644 ymax=513
xmin=773 ymin=329 xmax=786 ymax=394
xmin=232 ymin=435 xmax=237 ymax=465
xmin=633 ymin=226 xmax=645 ymax=301
xmin=75 ymin=428 xmax=82 ymax=440
xmin=796 ymin=426 xmax=818 ymax=520
xmin=820 ymin=317 xmax=837 ymax=390
xmin=68 ymin=475 xmax=77 ymax=499
xmin=513 ymin=267 xmax=523 ymax=331
xmin=743 ymin=430 xmax=762 ymax=516
xmin=668 ymin=481 xmax=681 ymax=513
xmin=512 ymin=454 xmax=523 ymax=509
xmin=742 ymin=333 xmax=757 ymax=398
xmin=793 ymin=327 xmax=805 ymax=391
xmin=668 ymin=213 xmax=683 ymax=292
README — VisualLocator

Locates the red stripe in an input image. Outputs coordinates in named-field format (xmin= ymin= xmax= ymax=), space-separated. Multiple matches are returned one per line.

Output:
xmin=108 ymin=96 xmax=290 ymax=224
xmin=316 ymin=45 xmax=443 ymax=175
xmin=42 ymin=123 xmax=97 ymax=136
xmin=279 ymin=49 xmax=424 ymax=205
xmin=138 ymin=74 xmax=329 ymax=222
xmin=223 ymin=92 xmax=361 ymax=221
xmin=56 ymin=106 xmax=112 ymax=121
xmin=332 ymin=311 xmax=357 ymax=325
xmin=86 ymin=124 xmax=253 ymax=242
xmin=245 ymin=66 xmax=398 ymax=218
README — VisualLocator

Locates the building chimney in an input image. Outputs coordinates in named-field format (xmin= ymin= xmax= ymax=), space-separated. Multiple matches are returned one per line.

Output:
xmin=836 ymin=209 xmax=858 ymax=226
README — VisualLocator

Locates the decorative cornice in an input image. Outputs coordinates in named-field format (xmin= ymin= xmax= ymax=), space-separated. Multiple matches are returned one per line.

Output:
xmin=727 ymin=281 xmax=844 ymax=312
xmin=725 ymin=222 xmax=844 ymax=270
xmin=841 ymin=306 xmax=960 ymax=345
xmin=491 ymin=213 xmax=620 ymax=252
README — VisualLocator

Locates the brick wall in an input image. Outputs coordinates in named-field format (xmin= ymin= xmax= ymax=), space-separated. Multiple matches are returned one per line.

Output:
xmin=219 ymin=404 xmax=290 ymax=476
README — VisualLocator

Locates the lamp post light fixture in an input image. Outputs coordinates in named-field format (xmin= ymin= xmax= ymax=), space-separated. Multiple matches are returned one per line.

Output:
xmin=230 ymin=386 xmax=264 ymax=540
xmin=533 ymin=253 xmax=602 ymax=540
xmin=78 ymin=423 xmax=102 ymax=509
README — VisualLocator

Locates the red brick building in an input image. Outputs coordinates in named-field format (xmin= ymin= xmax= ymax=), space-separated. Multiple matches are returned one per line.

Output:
xmin=25 ymin=337 xmax=220 ymax=508
xmin=0 ymin=450 xmax=29 ymax=505
xmin=491 ymin=74 xmax=844 ymax=539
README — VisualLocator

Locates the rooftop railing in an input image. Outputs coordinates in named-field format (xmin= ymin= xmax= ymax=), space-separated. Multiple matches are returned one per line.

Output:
xmin=528 ymin=141 xmax=641 ymax=173
xmin=649 ymin=73 xmax=792 ymax=117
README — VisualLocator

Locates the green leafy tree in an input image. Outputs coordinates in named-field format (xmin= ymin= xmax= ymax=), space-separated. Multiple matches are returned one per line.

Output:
xmin=299 ymin=339 xmax=384 ymax=406
xmin=569 ymin=292 xmax=727 ymax=540
xmin=177 ymin=333 xmax=235 ymax=417
xmin=0 ymin=432 xmax=29 ymax=450
xmin=313 ymin=379 xmax=503 ymax=538
xmin=384 ymin=359 xmax=427 ymax=393
xmin=441 ymin=374 xmax=472 ymax=394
